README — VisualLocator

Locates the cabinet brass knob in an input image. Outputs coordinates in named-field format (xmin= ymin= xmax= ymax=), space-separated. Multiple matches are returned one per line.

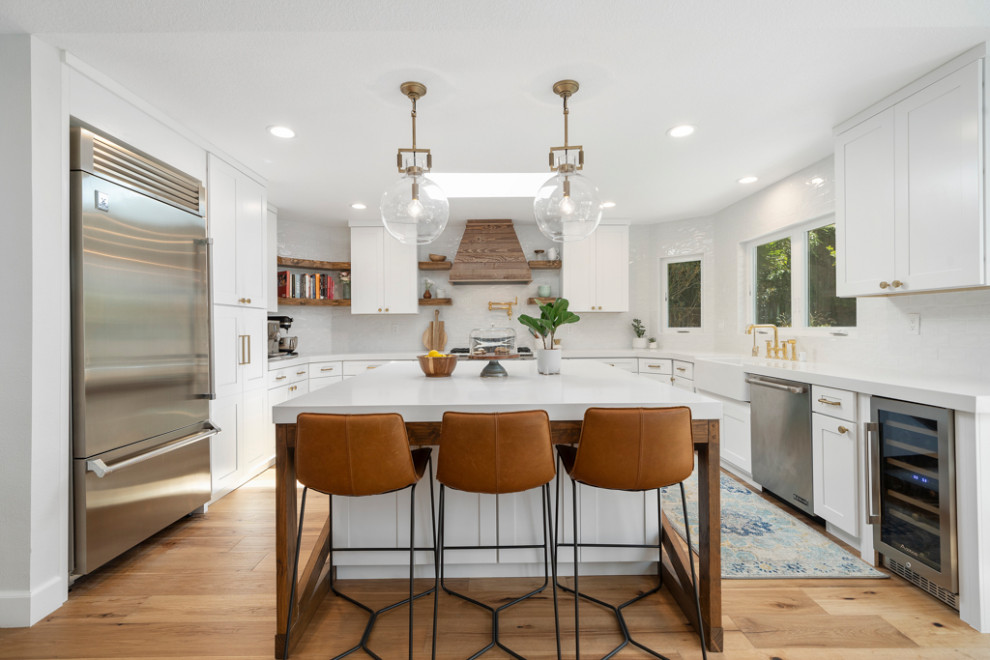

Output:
xmin=891 ymin=280 xmax=903 ymax=288
xmin=838 ymin=426 xmax=849 ymax=434
xmin=378 ymin=307 xmax=382 ymax=312
xmin=879 ymin=281 xmax=890 ymax=289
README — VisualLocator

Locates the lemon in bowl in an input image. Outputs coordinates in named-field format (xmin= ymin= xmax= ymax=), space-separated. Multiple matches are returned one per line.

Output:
xmin=418 ymin=353 xmax=457 ymax=377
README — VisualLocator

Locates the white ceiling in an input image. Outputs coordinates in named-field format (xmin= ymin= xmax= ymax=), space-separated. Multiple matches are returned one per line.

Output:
xmin=3 ymin=0 xmax=990 ymax=226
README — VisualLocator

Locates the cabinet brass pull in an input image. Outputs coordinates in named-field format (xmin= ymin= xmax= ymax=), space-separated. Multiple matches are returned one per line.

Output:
xmin=296 ymin=371 xmax=306 ymax=376
xmin=366 ymin=365 xmax=378 ymax=369
xmin=647 ymin=364 xmax=663 ymax=369
xmin=891 ymin=280 xmax=903 ymax=288
xmin=817 ymin=397 xmax=842 ymax=406
xmin=838 ymin=426 xmax=849 ymax=434
xmin=320 ymin=367 xmax=335 ymax=372
xmin=275 ymin=375 xmax=287 ymax=381
xmin=676 ymin=367 xmax=686 ymax=372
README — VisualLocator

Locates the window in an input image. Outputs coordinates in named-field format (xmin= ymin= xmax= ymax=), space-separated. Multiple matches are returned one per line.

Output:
xmin=807 ymin=224 xmax=856 ymax=327
xmin=661 ymin=255 xmax=703 ymax=332
xmin=750 ymin=217 xmax=855 ymax=330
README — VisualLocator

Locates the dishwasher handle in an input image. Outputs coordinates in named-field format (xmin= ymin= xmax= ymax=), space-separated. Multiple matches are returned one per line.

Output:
xmin=744 ymin=375 xmax=808 ymax=394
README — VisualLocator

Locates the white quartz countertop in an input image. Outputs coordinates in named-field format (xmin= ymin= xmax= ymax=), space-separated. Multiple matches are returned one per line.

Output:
xmin=272 ymin=359 xmax=722 ymax=424
xmin=726 ymin=356 xmax=990 ymax=413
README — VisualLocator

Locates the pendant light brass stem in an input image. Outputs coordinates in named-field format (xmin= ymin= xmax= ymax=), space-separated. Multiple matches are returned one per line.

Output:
xmin=547 ymin=79 xmax=583 ymax=173
xmin=396 ymin=81 xmax=433 ymax=174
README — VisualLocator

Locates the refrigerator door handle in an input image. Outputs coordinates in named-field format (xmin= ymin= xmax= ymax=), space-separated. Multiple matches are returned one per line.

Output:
xmin=865 ymin=422 xmax=881 ymax=524
xmin=87 ymin=424 xmax=220 ymax=478
xmin=203 ymin=237 xmax=216 ymax=400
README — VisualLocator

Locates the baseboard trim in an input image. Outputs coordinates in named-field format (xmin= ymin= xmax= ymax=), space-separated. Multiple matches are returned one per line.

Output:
xmin=0 ymin=573 xmax=67 ymax=628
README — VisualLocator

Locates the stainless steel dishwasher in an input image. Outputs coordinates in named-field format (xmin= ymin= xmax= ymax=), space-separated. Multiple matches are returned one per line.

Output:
xmin=746 ymin=375 xmax=814 ymax=516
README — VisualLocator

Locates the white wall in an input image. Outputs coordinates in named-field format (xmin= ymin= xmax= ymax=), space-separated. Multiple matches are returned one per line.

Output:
xmin=276 ymin=217 xmax=656 ymax=353
xmin=0 ymin=35 xmax=70 ymax=627
xmin=655 ymin=155 xmax=990 ymax=379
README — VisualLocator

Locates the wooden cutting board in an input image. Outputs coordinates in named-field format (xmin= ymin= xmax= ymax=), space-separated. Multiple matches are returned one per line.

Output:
xmin=422 ymin=309 xmax=447 ymax=351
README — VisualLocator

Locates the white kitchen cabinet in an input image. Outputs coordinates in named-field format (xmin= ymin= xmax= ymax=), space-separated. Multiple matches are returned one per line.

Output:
xmin=210 ymin=304 xmax=268 ymax=500
xmin=309 ymin=360 xmax=344 ymax=391
xmin=208 ymin=153 xmax=267 ymax=309
xmin=562 ymin=224 xmax=629 ymax=312
xmin=266 ymin=205 xmax=278 ymax=314
xmin=812 ymin=386 xmax=859 ymax=538
xmin=695 ymin=390 xmax=752 ymax=478
xmin=350 ymin=226 xmax=417 ymax=314
xmin=638 ymin=358 xmax=672 ymax=376
xmin=812 ymin=414 xmax=859 ymax=537
xmin=836 ymin=57 xmax=984 ymax=297
xmin=213 ymin=305 xmax=266 ymax=400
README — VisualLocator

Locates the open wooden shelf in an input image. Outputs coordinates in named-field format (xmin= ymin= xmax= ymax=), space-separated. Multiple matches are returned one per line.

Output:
xmin=278 ymin=256 xmax=350 ymax=270
xmin=419 ymin=298 xmax=452 ymax=306
xmin=278 ymin=297 xmax=350 ymax=307
xmin=528 ymin=260 xmax=561 ymax=270
xmin=419 ymin=261 xmax=452 ymax=270
xmin=528 ymin=297 xmax=558 ymax=305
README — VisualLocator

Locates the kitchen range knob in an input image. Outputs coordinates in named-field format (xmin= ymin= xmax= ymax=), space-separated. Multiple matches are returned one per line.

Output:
xmin=879 ymin=281 xmax=890 ymax=289
xmin=891 ymin=280 xmax=903 ymax=288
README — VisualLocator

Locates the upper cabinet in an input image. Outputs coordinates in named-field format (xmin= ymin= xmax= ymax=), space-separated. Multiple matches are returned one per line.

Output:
xmin=835 ymin=54 xmax=985 ymax=297
xmin=208 ymin=153 xmax=267 ymax=308
xmin=349 ymin=226 xmax=417 ymax=314
xmin=562 ymin=224 xmax=629 ymax=312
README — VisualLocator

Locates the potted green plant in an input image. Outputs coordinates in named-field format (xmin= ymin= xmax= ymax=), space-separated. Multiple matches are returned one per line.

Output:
xmin=648 ymin=336 xmax=658 ymax=349
xmin=631 ymin=318 xmax=647 ymax=349
xmin=518 ymin=297 xmax=580 ymax=374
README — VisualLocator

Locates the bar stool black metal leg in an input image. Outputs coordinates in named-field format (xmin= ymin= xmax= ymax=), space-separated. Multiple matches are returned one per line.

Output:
xmin=409 ymin=481 xmax=417 ymax=660
xmin=680 ymin=481 xmax=707 ymax=660
xmin=544 ymin=483 xmax=562 ymax=660
xmin=283 ymin=487 xmax=309 ymax=659
xmin=572 ymin=478 xmax=580 ymax=660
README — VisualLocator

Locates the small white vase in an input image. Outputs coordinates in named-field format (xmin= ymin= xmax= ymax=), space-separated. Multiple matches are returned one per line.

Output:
xmin=632 ymin=337 xmax=648 ymax=349
xmin=536 ymin=347 xmax=561 ymax=375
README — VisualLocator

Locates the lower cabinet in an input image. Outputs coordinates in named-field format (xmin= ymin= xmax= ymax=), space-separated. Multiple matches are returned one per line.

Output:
xmin=698 ymin=391 xmax=752 ymax=478
xmin=210 ymin=385 xmax=270 ymax=500
xmin=812 ymin=412 xmax=859 ymax=537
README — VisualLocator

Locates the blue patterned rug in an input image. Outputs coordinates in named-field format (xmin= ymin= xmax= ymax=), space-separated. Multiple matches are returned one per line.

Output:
xmin=661 ymin=473 xmax=887 ymax=579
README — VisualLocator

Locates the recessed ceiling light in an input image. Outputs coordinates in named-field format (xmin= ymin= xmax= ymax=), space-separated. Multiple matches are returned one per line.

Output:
xmin=267 ymin=125 xmax=296 ymax=139
xmin=667 ymin=125 xmax=695 ymax=138
xmin=738 ymin=176 xmax=759 ymax=184
xmin=350 ymin=202 xmax=367 ymax=210
xmin=601 ymin=201 xmax=616 ymax=208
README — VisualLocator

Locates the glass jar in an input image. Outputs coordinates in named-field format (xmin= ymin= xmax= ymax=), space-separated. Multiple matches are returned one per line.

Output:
xmin=469 ymin=324 xmax=516 ymax=358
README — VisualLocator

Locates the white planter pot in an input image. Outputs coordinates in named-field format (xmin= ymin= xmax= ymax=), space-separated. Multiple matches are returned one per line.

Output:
xmin=632 ymin=337 xmax=648 ymax=349
xmin=536 ymin=348 xmax=561 ymax=375
xmin=648 ymin=341 xmax=658 ymax=350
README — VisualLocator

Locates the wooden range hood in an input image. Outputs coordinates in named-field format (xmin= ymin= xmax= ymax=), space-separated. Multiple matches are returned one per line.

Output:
xmin=447 ymin=219 xmax=533 ymax=285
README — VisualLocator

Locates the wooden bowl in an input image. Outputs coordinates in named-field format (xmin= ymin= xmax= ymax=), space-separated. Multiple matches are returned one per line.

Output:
xmin=428 ymin=253 xmax=447 ymax=262
xmin=417 ymin=355 xmax=458 ymax=377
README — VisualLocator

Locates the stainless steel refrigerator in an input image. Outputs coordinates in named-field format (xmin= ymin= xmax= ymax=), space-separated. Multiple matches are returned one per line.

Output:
xmin=70 ymin=124 xmax=217 ymax=575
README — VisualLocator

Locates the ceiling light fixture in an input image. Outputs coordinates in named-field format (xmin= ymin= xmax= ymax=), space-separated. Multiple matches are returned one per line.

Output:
xmin=267 ymin=125 xmax=295 ymax=139
xmin=667 ymin=125 xmax=695 ymax=138
xmin=351 ymin=202 xmax=367 ymax=210
xmin=533 ymin=79 xmax=602 ymax=243
xmin=379 ymin=81 xmax=449 ymax=245
xmin=738 ymin=175 xmax=759 ymax=184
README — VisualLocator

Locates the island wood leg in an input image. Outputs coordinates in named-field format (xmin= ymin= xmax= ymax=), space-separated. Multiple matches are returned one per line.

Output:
xmin=695 ymin=419 xmax=723 ymax=652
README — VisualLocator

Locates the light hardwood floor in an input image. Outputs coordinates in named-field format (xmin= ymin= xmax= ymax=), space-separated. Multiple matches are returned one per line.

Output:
xmin=2 ymin=468 xmax=987 ymax=659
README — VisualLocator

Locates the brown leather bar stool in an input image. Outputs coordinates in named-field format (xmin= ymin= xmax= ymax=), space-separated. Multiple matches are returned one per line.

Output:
xmin=283 ymin=413 xmax=436 ymax=659
xmin=555 ymin=407 xmax=707 ymax=660
xmin=432 ymin=410 xmax=561 ymax=660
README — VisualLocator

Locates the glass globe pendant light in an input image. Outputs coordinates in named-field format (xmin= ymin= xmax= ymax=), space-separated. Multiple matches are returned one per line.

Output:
xmin=533 ymin=79 xmax=602 ymax=242
xmin=380 ymin=81 xmax=449 ymax=245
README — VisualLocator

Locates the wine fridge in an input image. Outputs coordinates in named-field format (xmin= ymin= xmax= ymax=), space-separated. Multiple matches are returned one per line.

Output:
xmin=867 ymin=397 xmax=957 ymax=608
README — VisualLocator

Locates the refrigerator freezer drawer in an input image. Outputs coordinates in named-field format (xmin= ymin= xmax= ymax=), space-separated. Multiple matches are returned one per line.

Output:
xmin=73 ymin=430 xmax=213 ymax=574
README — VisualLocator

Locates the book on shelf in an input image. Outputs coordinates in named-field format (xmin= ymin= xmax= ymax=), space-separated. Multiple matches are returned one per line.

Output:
xmin=280 ymin=270 xmax=338 ymax=300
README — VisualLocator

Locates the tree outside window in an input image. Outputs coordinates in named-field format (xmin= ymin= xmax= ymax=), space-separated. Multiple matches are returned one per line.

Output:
xmin=755 ymin=237 xmax=792 ymax=327
xmin=667 ymin=260 xmax=701 ymax=328
xmin=808 ymin=225 xmax=856 ymax=327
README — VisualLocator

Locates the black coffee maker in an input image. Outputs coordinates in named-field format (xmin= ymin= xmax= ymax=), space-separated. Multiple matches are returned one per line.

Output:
xmin=267 ymin=315 xmax=297 ymax=357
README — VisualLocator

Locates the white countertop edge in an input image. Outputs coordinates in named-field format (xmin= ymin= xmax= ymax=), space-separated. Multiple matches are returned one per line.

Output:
xmin=270 ymin=350 xmax=990 ymax=413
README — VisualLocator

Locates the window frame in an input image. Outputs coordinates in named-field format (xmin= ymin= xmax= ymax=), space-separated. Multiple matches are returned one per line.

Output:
xmin=660 ymin=253 xmax=705 ymax=334
xmin=745 ymin=214 xmax=856 ymax=336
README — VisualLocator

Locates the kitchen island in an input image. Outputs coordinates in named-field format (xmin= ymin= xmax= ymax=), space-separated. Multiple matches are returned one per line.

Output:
xmin=272 ymin=359 xmax=723 ymax=657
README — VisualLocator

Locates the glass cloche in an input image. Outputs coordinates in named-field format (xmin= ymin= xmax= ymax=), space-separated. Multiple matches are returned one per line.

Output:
xmin=469 ymin=324 xmax=517 ymax=358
